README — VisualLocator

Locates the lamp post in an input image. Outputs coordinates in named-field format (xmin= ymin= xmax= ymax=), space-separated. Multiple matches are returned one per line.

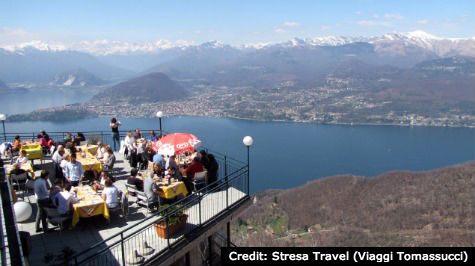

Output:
xmin=156 ymin=111 xmax=163 ymax=136
xmin=0 ymin=114 xmax=6 ymax=142
xmin=243 ymin=136 xmax=253 ymax=195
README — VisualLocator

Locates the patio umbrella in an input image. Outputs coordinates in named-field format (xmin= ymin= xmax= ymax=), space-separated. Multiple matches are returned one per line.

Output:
xmin=152 ymin=133 xmax=201 ymax=156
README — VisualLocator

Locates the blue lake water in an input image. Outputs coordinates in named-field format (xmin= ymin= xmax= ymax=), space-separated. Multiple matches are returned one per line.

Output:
xmin=0 ymin=90 xmax=93 ymax=114
xmin=4 ymin=116 xmax=474 ymax=194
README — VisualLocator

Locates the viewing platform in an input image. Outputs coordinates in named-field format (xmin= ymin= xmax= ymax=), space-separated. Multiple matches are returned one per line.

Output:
xmin=0 ymin=130 xmax=252 ymax=266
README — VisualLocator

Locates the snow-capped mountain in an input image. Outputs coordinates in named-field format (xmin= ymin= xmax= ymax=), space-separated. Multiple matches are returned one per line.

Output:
xmin=50 ymin=68 xmax=105 ymax=87
xmin=1 ymin=31 xmax=472 ymax=57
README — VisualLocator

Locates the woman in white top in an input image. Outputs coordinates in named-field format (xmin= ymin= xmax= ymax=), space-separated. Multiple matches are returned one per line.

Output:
xmin=52 ymin=145 xmax=64 ymax=164
xmin=96 ymin=142 xmax=106 ymax=160
xmin=16 ymin=150 xmax=29 ymax=164
xmin=124 ymin=131 xmax=136 ymax=151
xmin=101 ymin=178 xmax=119 ymax=208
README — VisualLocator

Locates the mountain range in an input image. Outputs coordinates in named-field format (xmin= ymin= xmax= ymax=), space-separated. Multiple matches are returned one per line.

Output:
xmin=0 ymin=31 xmax=473 ymax=84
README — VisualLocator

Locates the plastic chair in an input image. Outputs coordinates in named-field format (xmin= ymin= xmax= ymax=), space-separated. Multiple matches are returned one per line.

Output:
xmin=192 ymin=171 xmax=208 ymax=193
xmin=43 ymin=206 xmax=69 ymax=234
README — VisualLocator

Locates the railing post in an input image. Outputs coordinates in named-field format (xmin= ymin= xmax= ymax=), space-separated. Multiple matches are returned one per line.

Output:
xmin=198 ymin=198 xmax=202 ymax=226
xmin=166 ymin=217 xmax=170 ymax=248
xmin=121 ymin=233 xmax=125 ymax=266
xmin=225 ymin=156 xmax=228 ymax=209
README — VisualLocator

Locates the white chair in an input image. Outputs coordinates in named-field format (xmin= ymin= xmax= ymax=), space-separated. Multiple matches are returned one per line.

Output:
xmin=192 ymin=171 xmax=208 ymax=194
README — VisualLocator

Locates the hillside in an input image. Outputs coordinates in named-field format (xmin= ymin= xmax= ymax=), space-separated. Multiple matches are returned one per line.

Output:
xmin=50 ymin=68 xmax=105 ymax=87
xmin=93 ymin=72 xmax=187 ymax=103
xmin=233 ymin=161 xmax=475 ymax=246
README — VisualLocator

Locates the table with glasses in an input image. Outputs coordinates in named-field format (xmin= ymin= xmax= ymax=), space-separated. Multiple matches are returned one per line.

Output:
xmin=76 ymin=151 xmax=103 ymax=172
xmin=138 ymin=174 xmax=188 ymax=199
xmin=71 ymin=185 xmax=110 ymax=227
xmin=156 ymin=177 xmax=188 ymax=199
xmin=76 ymin=144 xmax=98 ymax=156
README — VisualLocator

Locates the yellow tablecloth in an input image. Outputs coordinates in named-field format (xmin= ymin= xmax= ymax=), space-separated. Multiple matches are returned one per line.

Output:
xmin=20 ymin=143 xmax=43 ymax=160
xmin=72 ymin=186 xmax=109 ymax=227
xmin=158 ymin=181 xmax=188 ymax=199
xmin=76 ymin=145 xmax=98 ymax=156
xmin=76 ymin=153 xmax=102 ymax=172
xmin=5 ymin=162 xmax=35 ymax=179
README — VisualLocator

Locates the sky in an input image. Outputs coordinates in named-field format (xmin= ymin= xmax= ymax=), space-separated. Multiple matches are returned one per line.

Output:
xmin=1 ymin=0 xmax=474 ymax=46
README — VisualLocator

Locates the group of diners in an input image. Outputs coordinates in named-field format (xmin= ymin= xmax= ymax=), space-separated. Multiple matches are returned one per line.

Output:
xmin=33 ymin=168 xmax=119 ymax=233
xmin=51 ymin=141 xmax=115 ymax=185
xmin=5 ymin=131 xmax=88 ymax=158
xmin=123 ymin=128 xmax=219 ymax=197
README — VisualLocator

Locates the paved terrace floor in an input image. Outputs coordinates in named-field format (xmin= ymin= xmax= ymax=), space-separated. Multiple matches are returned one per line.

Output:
xmin=7 ymin=152 xmax=246 ymax=266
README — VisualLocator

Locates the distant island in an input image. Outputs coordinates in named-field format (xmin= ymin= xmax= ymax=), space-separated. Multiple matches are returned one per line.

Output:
xmin=232 ymin=161 xmax=475 ymax=246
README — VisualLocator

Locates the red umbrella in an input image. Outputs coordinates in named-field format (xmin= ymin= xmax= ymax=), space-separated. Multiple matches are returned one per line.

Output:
xmin=152 ymin=133 xmax=201 ymax=156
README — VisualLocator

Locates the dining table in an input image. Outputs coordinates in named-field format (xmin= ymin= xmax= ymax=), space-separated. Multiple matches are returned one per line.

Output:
xmin=4 ymin=162 xmax=36 ymax=179
xmin=76 ymin=151 xmax=103 ymax=172
xmin=71 ymin=185 xmax=110 ymax=227
xmin=20 ymin=143 xmax=43 ymax=160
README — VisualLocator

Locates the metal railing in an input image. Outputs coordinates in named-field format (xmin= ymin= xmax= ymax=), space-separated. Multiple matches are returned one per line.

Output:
xmin=71 ymin=163 xmax=248 ymax=266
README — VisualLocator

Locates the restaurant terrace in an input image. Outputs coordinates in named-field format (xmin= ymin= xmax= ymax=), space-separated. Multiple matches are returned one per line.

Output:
xmin=0 ymin=126 xmax=252 ymax=266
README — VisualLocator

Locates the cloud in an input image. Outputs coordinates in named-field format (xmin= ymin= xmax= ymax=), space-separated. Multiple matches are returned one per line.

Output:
xmin=275 ymin=28 xmax=287 ymax=33
xmin=283 ymin=21 xmax=300 ymax=27
xmin=417 ymin=19 xmax=429 ymax=25
xmin=356 ymin=20 xmax=391 ymax=27
xmin=384 ymin=13 xmax=404 ymax=20
xmin=0 ymin=27 xmax=29 ymax=38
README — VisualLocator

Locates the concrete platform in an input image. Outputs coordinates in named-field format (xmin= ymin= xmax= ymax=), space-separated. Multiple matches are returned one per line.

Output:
xmin=8 ymin=152 xmax=246 ymax=266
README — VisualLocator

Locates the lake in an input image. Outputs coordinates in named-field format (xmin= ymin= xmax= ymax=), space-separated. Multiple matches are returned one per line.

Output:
xmin=0 ymin=89 xmax=93 ymax=114
xmin=4 ymin=116 xmax=474 ymax=193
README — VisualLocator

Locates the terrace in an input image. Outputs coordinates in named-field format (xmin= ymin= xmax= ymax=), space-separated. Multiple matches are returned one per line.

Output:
xmin=0 ymin=130 xmax=252 ymax=266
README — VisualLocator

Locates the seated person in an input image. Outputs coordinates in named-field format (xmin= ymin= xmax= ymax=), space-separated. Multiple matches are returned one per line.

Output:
xmin=93 ymin=171 xmax=109 ymax=191
xmin=37 ymin=134 xmax=48 ymax=149
xmin=52 ymin=145 xmax=65 ymax=164
xmin=165 ymin=154 xmax=179 ymax=171
xmin=13 ymin=135 xmax=21 ymax=153
xmin=102 ymin=178 xmax=119 ymax=209
xmin=153 ymin=162 xmax=164 ymax=178
xmin=127 ymin=168 xmax=144 ymax=191
xmin=73 ymin=132 xmax=86 ymax=146
xmin=144 ymin=144 xmax=155 ymax=162
xmin=134 ymin=128 xmax=143 ymax=139
xmin=95 ymin=142 xmax=106 ymax=160
xmin=167 ymin=166 xmax=182 ymax=181
xmin=183 ymin=157 xmax=205 ymax=192
xmin=149 ymin=130 xmax=159 ymax=141
xmin=152 ymin=153 xmax=164 ymax=168
xmin=63 ymin=132 xmax=73 ymax=144
xmin=143 ymin=172 xmax=161 ymax=207
xmin=185 ymin=157 xmax=205 ymax=179
xmin=9 ymin=163 xmax=29 ymax=180
xmin=49 ymin=178 xmax=63 ymax=198
xmin=102 ymin=147 xmax=115 ymax=171
xmin=16 ymin=150 xmax=29 ymax=164
xmin=51 ymin=181 xmax=78 ymax=216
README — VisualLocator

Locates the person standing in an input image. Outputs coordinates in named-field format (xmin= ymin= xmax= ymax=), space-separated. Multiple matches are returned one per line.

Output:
xmin=34 ymin=170 xmax=51 ymax=233
xmin=110 ymin=118 xmax=121 ymax=151
xmin=65 ymin=153 xmax=84 ymax=186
